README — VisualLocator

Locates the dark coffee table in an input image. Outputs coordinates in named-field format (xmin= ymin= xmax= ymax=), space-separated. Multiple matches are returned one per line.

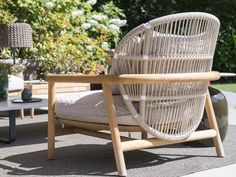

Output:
xmin=0 ymin=98 xmax=47 ymax=143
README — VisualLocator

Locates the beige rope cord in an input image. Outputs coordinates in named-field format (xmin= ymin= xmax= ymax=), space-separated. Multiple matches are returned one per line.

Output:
xmin=113 ymin=12 xmax=220 ymax=141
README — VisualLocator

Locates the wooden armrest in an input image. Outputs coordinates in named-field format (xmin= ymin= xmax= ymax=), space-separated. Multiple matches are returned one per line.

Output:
xmin=46 ymin=71 xmax=220 ymax=84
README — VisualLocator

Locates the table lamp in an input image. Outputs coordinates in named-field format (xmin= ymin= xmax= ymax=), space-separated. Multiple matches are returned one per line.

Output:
xmin=0 ymin=23 xmax=33 ymax=64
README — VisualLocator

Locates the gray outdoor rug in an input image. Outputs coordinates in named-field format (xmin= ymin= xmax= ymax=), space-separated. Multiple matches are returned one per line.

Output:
xmin=0 ymin=116 xmax=236 ymax=177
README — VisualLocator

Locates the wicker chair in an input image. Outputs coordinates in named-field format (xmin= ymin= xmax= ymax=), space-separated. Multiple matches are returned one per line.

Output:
xmin=47 ymin=12 xmax=224 ymax=176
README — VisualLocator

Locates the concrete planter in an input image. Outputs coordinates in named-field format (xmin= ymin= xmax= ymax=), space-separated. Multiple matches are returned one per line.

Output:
xmin=186 ymin=87 xmax=228 ymax=147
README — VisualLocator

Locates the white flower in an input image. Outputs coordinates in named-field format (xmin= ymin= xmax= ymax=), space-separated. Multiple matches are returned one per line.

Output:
xmin=109 ymin=19 xmax=127 ymax=27
xmin=109 ymin=19 xmax=120 ymax=24
xmin=87 ymin=0 xmax=97 ymax=6
xmin=72 ymin=10 xmax=83 ymax=17
xmin=89 ymin=19 xmax=98 ymax=26
xmin=92 ymin=14 xmax=107 ymax=21
xmin=92 ymin=15 xmax=100 ymax=21
xmin=108 ymin=24 xmax=120 ymax=32
xmin=86 ymin=45 xmax=93 ymax=51
xmin=44 ymin=1 xmax=54 ymax=9
xmin=81 ymin=23 xmax=91 ymax=29
xmin=100 ymin=15 xmax=107 ymax=20
xmin=101 ymin=42 xmax=109 ymax=50
xmin=118 ymin=20 xmax=127 ymax=27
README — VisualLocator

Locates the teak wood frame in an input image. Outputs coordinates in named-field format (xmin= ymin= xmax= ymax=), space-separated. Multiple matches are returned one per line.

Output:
xmin=47 ymin=72 xmax=225 ymax=177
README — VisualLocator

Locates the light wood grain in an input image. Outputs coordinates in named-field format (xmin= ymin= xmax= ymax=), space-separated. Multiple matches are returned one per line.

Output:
xmin=48 ymin=81 xmax=56 ymax=160
xmin=205 ymin=91 xmax=225 ymax=157
xmin=122 ymin=129 xmax=217 ymax=152
xmin=103 ymin=83 xmax=127 ymax=176
xmin=46 ymin=72 xmax=220 ymax=84
xmin=57 ymin=118 xmax=143 ymax=132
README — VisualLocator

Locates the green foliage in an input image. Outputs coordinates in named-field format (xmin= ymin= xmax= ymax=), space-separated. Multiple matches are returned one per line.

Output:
xmin=0 ymin=63 xmax=9 ymax=101
xmin=0 ymin=63 xmax=10 ymax=72
xmin=0 ymin=0 xmax=126 ymax=78
xmin=177 ymin=0 xmax=236 ymax=76
xmin=212 ymin=83 xmax=236 ymax=93
xmin=114 ymin=0 xmax=236 ymax=77
xmin=10 ymin=64 xmax=26 ymax=74
xmin=214 ymin=26 xmax=236 ymax=72
xmin=113 ymin=0 xmax=179 ymax=36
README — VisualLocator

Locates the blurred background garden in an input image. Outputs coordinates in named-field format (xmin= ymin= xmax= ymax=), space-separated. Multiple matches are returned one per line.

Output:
xmin=0 ymin=0 xmax=235 ymax=89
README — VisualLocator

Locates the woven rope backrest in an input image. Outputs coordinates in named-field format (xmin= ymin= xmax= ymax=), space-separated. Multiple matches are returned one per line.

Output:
xmin=114 ymin=12 xmax=220 ymax=140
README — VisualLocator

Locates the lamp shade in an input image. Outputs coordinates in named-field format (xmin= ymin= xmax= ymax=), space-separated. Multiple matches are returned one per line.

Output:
xmin=0 ymin=23 xmax=33 ymax=48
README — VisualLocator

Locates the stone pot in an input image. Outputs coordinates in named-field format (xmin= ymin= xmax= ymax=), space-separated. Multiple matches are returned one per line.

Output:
xmin=12 ymin=72 xmax=24 ymax=80
xmin=186 ymin=87 xmax=228 ymax=147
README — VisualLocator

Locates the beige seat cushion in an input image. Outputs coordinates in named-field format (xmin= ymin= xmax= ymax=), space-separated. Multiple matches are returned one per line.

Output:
xmin=55 ymin=90 xmax=138 ymax=126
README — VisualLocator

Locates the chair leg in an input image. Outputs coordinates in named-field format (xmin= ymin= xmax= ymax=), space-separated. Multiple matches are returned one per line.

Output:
xmin=110 ymin=125 xmax=127 ymax=176
xmin=103 ymin=83 xmax=127 ymax=176
xmin=48 ymin=81 xmax=56 ymax=160
xmin=20 ymin=109 xmax=24 ymax=119
xmin=141 ymin=132 xmax=148 ymax=139
xmin=205 ymin=90 xmax=225 ymax=157
xmin=30 ymin=108 xmax=34 ymax=118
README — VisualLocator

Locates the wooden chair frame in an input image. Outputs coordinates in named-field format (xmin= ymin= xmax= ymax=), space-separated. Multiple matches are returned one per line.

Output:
xmin=47 ymin=72 xmax=224 ymax=177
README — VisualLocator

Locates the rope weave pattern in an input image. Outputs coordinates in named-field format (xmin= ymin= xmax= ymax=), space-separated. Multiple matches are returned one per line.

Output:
xmin=0 ymin=23 xmax=32 ymax=48
xmin=114 ymin=12 xmax=220 ymax=140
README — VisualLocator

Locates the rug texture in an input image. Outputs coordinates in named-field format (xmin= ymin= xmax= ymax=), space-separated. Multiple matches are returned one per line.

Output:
xmin=0 ymin=115 xmax=236 ymax=177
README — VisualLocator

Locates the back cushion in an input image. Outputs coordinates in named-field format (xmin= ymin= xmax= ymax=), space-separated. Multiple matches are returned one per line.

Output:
xmin=109 ymin=63 xmax=120 ymax=95
xmin=110 ymin=36 xmax=143 ymax=95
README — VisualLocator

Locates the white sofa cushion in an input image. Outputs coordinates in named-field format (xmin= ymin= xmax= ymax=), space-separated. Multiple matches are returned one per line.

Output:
xmin=8 ymin=75 xmax=24 ymax=91
xmin=55 ymin=90 xmax=137 ymax=126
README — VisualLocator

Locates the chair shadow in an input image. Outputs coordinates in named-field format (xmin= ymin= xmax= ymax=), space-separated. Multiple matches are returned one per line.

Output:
xmin=1 ymin=142 xmax=218 ymax=177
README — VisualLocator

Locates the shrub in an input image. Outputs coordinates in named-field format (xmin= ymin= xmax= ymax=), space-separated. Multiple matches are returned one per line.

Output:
xmin=10 ymin=64 xmax=26 ymax=74
xmin=0 ymin=0 xmax=126 ymax=78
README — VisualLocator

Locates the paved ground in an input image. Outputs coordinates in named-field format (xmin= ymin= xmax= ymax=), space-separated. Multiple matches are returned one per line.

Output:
xmin=185 ymin=91 xmax=236 ymax=177
xmin=223 ymin=92 xmax=236 ymax=125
